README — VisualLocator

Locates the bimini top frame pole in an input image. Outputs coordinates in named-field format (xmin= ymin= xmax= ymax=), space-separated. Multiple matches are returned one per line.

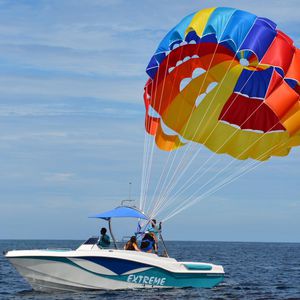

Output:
xmin=108 ymin=218 xmax=118 ymax=249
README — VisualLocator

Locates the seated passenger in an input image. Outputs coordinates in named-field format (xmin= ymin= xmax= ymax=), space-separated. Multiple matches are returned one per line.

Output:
xmin=140 ymin=232 xmax=156 ymax=253
xmin=97 ymin=227 xmax=111 ymax=248
xmin=124 ymin=236 xmax=140 ymax=251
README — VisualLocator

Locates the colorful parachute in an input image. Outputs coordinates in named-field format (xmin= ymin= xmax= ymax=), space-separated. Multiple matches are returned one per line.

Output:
xmin=144 ymin=7 xmax=300 ymax=160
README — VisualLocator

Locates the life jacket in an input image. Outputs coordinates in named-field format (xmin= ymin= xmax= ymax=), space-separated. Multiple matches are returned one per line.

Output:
xmin=140 ymin=238 xmax=154 ymax=252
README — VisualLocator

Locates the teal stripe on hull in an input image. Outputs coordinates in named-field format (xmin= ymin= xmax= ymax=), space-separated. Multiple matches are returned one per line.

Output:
xmin=16 ymin=256 xmax=224 ymax=288
xmin=184 ymin=263 xmax=212 ymax=271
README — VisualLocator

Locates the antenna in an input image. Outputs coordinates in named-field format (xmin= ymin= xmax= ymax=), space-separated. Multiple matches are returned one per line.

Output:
xmin=128 ymin=182 xmax=132 ymax=200
xmin=121 ymin=182 xmax=135 ymax=206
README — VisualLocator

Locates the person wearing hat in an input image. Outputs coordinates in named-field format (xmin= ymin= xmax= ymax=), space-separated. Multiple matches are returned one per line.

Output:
xmin=148 ymin=219 xmax=162 ymax=253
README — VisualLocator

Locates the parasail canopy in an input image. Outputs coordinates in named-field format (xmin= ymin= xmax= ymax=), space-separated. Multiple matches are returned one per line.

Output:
xmin=144 ymin=7 xmax=300 ymax=161
xmin=140 ymin=7 xmax=300 ymax=222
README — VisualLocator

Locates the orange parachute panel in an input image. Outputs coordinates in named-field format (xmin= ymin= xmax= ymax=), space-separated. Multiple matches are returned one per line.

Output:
xmin=155 ymin=122 xmax=185 ymax=151
xmin=265 ymin=80 xmax=299 ymax=119
xmin=286 ymin=48 xmax=300 ymax=83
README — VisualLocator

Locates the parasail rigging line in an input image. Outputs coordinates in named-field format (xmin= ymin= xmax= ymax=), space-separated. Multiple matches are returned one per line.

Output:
xmin=162 ymin=139 xmax=287 ymax=222
xmin=149 ymin=17 xmax=259 ymax=216
xmin=154 ymin=59 xmax=280 ymax=216
xmin=140 ymin=130 xmax=151 ymax=210
xmin=151 ymin=68 xmax=285 ymax=217
xmin=141 ymin=7 xmax=300 ymax=225
xmin=148 ymin=54 xmax=220 ymax=215
xmin=140 ymin=74 xmax=160 ymax=212
xmin=144 ymin=45 xmax=193 ymax=214
xmin=150 ymin=23 xmax=262 ymax=217
xmin=147 ymin=11 xmax=240 ymax=212
xmin=153 ymin=111 xmax=283 ymax=219
xmin=148 ymin=24 xmax=235 ymax=216
xmin=149 ymin=18 xmax=294 ymax=218
xmin=144 ymin=47 xmax=186 ymax=213
xmin=142 ymin=48 xmax=178 ymax=214
xmin=160 ymin=123 xmax=287 ymax=221
xmin=162 ymin=159 xmax=264 ymax=221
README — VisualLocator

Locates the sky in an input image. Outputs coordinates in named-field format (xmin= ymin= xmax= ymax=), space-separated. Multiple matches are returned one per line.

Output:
xmin=0 ymin=0 xmax=299 ymax=242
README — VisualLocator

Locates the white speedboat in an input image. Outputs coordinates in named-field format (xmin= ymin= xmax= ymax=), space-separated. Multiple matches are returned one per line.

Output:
xmin=5 ymin=206 xmax=224 ymax=291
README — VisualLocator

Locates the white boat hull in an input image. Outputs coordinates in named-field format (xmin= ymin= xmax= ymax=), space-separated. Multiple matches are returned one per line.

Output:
xmin=6 ymin=247 xmax=224 ymax=291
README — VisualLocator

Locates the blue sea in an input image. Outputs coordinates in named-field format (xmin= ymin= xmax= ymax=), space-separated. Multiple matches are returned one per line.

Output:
xmin=0 ymin=240 xmax=299 ymax=299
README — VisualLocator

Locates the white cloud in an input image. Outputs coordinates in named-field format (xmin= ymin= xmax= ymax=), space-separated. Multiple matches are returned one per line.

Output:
xmin=44 ymin=172 xmax=75 ymax=182
xmin=0 ymin=131 xmax=67 ymax=141
xmin=0 ymin=75 xmax=146 ymax=104
xmin=0 ymin=100 xmax=142 ymax=117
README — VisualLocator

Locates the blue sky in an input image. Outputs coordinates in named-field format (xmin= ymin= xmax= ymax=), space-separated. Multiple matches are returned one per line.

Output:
xmin=0 ymin=0 xmax=299 ymax=242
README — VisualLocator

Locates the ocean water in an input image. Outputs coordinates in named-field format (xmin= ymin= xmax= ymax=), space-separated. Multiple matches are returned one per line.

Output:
xmin=0 ymin=240 xmax=299 ymax=300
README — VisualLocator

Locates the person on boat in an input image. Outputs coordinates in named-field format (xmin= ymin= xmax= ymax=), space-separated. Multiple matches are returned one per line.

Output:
xmin=140 ymin=232 xmax=156 ymax=253
xmin=148 ymin=219 xmax=162 ymax=237
xmin=97 ymin=227 xmax=111 ymax=248
xmin=148 ymin=219 xmax=161 ymax=252
xmin=124 ymin=236 xmax=140 ymax=251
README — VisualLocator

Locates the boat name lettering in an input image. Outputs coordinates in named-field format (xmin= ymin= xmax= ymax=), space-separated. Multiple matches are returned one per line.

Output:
xmin=127 ymin=274 xmax=166 ymax=286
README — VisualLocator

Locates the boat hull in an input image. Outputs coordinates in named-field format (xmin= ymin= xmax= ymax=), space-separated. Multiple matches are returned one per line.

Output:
xmin=6 ymin=249 xmax=224 ymax=291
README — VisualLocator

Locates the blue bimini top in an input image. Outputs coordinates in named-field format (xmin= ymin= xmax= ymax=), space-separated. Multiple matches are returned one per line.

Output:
xmin=89 ymin=206 xmax=149 ymax=221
